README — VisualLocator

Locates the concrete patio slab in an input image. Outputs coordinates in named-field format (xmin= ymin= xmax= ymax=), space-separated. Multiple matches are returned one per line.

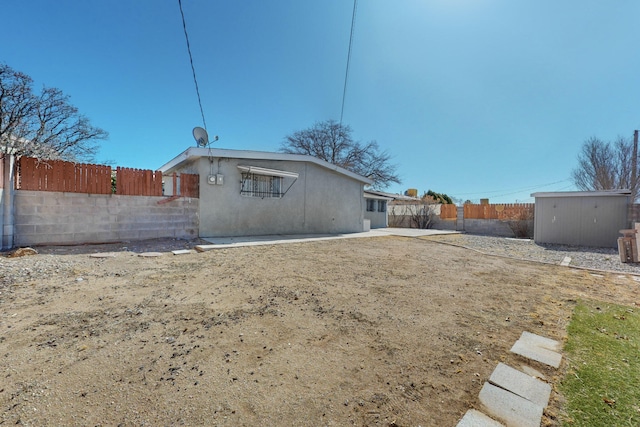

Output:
xmin=479 ymin=382 xmax=544 ymax=427
xmin=456 ymin=409 xmax=504 ymax=427
xmin=488 ymin=363 xmax=552 ymax=408
xmin=195 ymin=228 xmax=459 ymax=250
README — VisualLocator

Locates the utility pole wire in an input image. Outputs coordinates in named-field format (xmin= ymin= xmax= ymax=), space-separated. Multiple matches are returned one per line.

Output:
xmin=178 ymin=0 xmax=208 ymax=131
xmin=340 ymin=0 xmax=357 ymax=126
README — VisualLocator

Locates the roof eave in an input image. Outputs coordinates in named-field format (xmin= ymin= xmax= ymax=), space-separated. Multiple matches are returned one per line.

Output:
xmin=158 ymin=147 xmax=373 ymax=185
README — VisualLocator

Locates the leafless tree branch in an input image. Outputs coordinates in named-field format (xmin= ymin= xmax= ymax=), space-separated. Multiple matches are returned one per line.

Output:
xmin=281 ymin=119 xmax=400 ymax=189
xmin=0 ymin=64 xmax=107 ymax=162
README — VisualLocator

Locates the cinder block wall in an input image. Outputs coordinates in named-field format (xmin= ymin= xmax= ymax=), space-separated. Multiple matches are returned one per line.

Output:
xmin=463 ymin=218 xmax=528 ymax=237
xmin=13 ymin=190 xmax=199 ymax=246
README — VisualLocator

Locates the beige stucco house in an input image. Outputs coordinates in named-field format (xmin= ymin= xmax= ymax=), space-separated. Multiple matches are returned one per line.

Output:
xmin=159 ymin=147 xmax=373 ymax=238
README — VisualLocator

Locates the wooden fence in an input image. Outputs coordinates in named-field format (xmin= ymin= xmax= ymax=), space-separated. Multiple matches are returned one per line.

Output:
xmin=173 ymin=172 xmax=199 ymax=198
xmin=17 ymin=157 xmax=112 ymax=194
xmin=116 ymin=167 xmax=162 ymax=196
xmin=440 ymin=204 xmax=457 ymax=219
xmin=14 ymin=156 xmax=199 ymax=198
xmin=463 ymin=203 xmax=534 ymax=220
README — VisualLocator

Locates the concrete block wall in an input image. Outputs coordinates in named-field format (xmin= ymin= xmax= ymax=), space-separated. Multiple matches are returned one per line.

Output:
xmin=13 ymin=190 xmax=199 ymax=246
xmin=463 ymin=218 xmax=530 ymax=237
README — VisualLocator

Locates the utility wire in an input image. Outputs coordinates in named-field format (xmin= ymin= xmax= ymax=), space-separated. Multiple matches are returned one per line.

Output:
xmin=178 ymin=0 xmax=208 ymax=130
xmin=340 ymin=0 xmax=357 ymax=125
xmin=453 ymin=179 xmax=571 ymax=196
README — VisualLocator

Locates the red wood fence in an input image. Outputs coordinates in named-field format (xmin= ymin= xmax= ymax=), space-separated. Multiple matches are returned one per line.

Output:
xmin=116 ymin=167 xmax=162 ymax=196
xmin=440 ymin=204 xmax=457 ymax=219
xmin=463 ymin=203 xmax=534 ymax=220
xmin=14 ymin=156 xmax=199 ymax=198
xmin=173 ymin=172 xmax=199 ymax=198
xmin=17 ymin=157 xmax=112 ymax=194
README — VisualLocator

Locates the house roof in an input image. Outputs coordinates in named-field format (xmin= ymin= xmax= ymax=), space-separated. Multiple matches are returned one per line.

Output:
xmin=158 ymin=147 xmax=373 ymax=185
xmin=531 ymin=190 xmax=631 ymax=198
xmin=364 ymin=189 xmax=420 ymax=202
xmin=363 ymin=190 xmax=394 ymax=201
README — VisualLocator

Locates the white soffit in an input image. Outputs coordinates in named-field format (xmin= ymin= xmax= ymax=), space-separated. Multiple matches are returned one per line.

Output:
xmin=237 ymin=165 xmax=299 ymax=179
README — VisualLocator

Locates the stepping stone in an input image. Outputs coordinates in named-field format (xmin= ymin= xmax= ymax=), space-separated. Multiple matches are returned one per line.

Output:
xmin=520 ymin=365 xmax=546 ymax=380
xmin=510 ymin=332 xmax=562 ymax=368
xmin=172 ymin=249 xmax=193 ymax=255
xmin=138 ymin=252 xmax=163 ymax=257
xmin=518 ymin=331 xmax=561 ymax=352
xmin=560 ymin=256 xmax=571 ymax=266
xmin=488 ymin=363 xmax=552 ymax=408
xmin=456 ymin=409 xmax=504 ymax=427
xmin=89 ymin=252 xmax=117 ymax=258
xmin=479 ymin=382 xmax=544 ymax=427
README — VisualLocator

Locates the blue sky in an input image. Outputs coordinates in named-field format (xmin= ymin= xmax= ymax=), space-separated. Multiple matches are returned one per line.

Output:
xmin=3 ymin=1 xmax=639 ymax=203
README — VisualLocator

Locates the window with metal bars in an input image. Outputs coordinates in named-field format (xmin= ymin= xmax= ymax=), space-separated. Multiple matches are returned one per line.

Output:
xmin=240 ymin=172 xmax=283 ymax=198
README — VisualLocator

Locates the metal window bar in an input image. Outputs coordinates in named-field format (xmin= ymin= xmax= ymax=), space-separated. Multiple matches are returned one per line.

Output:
xmin=241 ymin=173 xmax=283 ymax=198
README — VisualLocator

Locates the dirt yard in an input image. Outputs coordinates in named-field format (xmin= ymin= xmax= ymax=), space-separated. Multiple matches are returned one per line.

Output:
xmin=1 ymin=235 xmax=639 ymax=426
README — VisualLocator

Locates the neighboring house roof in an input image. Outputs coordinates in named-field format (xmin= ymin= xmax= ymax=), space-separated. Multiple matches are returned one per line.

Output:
xmin=363 ymin=190 xmax=394 ymax=201
xmin=364 ymin=189 xmax=416 ymax=201
xmin=159 ymin=147 xmax=373 ymax=185
xmin=531 ymin=190 xmax=631 ymax=198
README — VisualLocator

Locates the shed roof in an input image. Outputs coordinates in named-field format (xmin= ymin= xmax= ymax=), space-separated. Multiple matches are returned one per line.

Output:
xmin=531 ymin=190 xmax=631 ymax=198
xmin=158 ymin=147 xmax=373 ymax=185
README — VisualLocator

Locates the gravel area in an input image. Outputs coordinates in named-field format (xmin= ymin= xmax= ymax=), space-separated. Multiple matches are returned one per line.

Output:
xmin=426 ymin=233 xmax=640 ymax=275
xmin=0 ymin=238 xmax=206 ymax=287
xmin=2 ymin=234 xmax=640 ymax=290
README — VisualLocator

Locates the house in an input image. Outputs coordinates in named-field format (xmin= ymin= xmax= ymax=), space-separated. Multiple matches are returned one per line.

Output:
xmin=363 ymin=190 xmax=394 ymax=229
xmin=159 ymin=147 xmax=373 ymax=238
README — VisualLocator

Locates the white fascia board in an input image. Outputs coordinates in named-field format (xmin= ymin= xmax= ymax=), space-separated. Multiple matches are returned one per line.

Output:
xmin=157 ymin=147 xmax=195 ymax=174
xmin=158 ymin=146 xmax=373 ymax=184
xmin=531 ymin=190 xmax=631 ymax=198
xmin=364 ymin=193 xmax=394 ymax=201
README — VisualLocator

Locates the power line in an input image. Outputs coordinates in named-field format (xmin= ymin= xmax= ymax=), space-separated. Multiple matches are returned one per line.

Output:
xmin=340 ymin=0 xmax=357 ymax=125
xmin=453 ymin=179 xmax=571 ymax=197
xmin=178 ymin=0 xmax=207 ymax=130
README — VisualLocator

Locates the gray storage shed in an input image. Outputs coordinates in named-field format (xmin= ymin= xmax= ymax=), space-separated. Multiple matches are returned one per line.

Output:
xmin=531 ymin=190 xmax=630 ymax=248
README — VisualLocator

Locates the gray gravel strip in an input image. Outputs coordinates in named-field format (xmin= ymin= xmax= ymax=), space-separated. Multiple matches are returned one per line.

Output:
xmin=426 ymin=234 xmax=640 ymax=275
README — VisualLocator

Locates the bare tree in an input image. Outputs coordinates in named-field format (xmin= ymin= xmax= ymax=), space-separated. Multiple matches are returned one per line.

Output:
xmin=572 ymin=135 xmax=638 ymax=200
xmin=0 ymin=64 xmax=107 ymax=162
xmin=281 ymin=120 xmax=400 ymax=190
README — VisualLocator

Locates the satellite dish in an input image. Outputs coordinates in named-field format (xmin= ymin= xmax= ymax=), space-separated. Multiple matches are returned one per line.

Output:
xmin=192 ymin=127 xmax=209 ymax=147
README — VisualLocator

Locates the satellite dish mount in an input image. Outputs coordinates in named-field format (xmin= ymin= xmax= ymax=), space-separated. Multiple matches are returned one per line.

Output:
xmin=193 ymin=126 xmax=209 ymax=147
xmin=192 ymin=126 xmax=218 ymax=147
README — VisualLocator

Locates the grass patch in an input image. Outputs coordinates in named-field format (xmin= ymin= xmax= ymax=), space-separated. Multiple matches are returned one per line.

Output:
xmin=561 ymin=300 xmax=640 ymax=426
